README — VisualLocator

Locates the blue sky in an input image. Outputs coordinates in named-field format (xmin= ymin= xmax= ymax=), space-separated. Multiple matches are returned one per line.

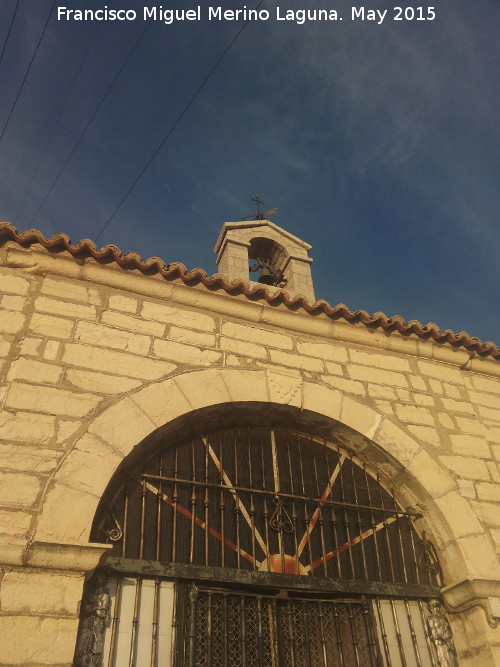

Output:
xmin=0 ymin=0 xmax=498 ymax=344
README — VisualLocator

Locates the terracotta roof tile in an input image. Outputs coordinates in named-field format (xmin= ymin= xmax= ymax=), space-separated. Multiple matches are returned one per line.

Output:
xmin=1 ymin=222 xmax=498 ymax=359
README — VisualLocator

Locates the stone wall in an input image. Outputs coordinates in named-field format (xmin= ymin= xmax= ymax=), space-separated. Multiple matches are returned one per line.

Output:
xmin=0 ymin=240 xmax=499 ymax=664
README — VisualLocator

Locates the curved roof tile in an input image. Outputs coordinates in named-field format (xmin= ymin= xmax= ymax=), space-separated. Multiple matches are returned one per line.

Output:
xmin=1 ymin=222 xmax=498 ymax=359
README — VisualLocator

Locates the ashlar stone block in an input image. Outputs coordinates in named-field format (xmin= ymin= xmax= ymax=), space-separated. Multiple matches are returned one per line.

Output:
xmin=41 ymin=277 xmax=102 ymax=305
xmin=88 ymin=396 xmax=157 ymax=455
xmin=348 ymin=365 xmax=409 ymax=388
xmin=75 ymin=320 xmax=151 ymax=355
xmin=221 ymin=321 xmax=292 ymax=350
xmin=394 ymin=403 xmax=435 ymax=426
xmin=153 ymin=339 xmax=221 ymax=367
xmin=405 ymin=448 xmax=456 ymax=498
xmin=5 ymin=381 xmax=101 ymax=417
xmin=63 ymin=342 xmax=176 ymax=380
xmin=108 ymin=293 xmax=138 ymax=312
xmin=0 ymin=410 xmax=56 ymax=445
xmin=142 ymin=301 xmax=216 ymax=331
xmin=450 ymin=434 xmax=490 ymax=457
xmin=0 ymin=309 xmax=25 ymax=334
xmin=7 ymin=357 xmax=62 ymax=384
xmin=29 ymin=312 xmax=74 ymax=338
xmin=302 ymin=381 xmax=342 ymax=423
xmin=297 ymin=341 xmax=348 ymax=363
xmin=0 ymin=273 xmax=30 ymax=295
xmin=439 ymin=455 xmax=490 ymax=481
xmin=349 ymin=349 xmax=410 ymax=372
xmin=173 ymin=369 xmax=231 ymax=411
xmin=101 ymin=309 xmax=164 ymax=336
xmin=0 ymin=443 xmax=61 ymax=474
xmin=35 ymin=295 xmax=96 ymax=320
xmin=35 ymin=484 xmax=100 ymax=543
xmin=0 ymin=470 xmax=43 ymax=508
xmin=0 ymin=615 xmax=79 ymax=665
xmin=1 ymin=570 xmax=83 ymax=615
xmin=65 ymin=368 xmax=142 ymax=394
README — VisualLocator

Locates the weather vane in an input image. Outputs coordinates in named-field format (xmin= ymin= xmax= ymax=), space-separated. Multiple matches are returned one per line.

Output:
xmin=241 ymin=196 xmax=278 ymax=221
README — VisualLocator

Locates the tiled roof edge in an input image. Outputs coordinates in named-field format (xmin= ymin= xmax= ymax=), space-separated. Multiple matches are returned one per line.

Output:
xmin=1 ymin=222 xmax=498 ymax=359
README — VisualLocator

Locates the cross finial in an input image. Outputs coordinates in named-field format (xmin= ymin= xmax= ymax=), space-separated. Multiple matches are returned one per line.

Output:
xmin=251 ymin=195 xmax=265 ymax=220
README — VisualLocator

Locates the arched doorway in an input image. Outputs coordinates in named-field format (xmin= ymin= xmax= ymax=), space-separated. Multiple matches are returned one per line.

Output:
xmin=75 ymin=421 xmax=456 ymax=666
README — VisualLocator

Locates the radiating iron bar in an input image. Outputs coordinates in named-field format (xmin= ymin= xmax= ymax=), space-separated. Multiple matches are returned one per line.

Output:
xmin=257 ymin=596 xmax=265 ymax=667
xmin=247 ymin=426 xmax=257 ymax=569
xmin=316 ymin=601 xmax=329 ymax=667
xmin=332 ymin=602 xmax=346 ymax=667
xmin=171 ymin=448 xmax=178 ymax=563
xmin=155 ymin=456 xmax=163 ymax=562
xmin=187 ymin=586 xmax=198 ymax=667
xmin=122 ymin=486 xmax=129 ymax=558
xmin=150 ymin=578 xmax=160 ymax=667
xmin=351 ymin=456 xmax=369 ymax=581
xmin=337 ymin=447 xmax=355 ymax=579
xmin=262 ymin=434 xmax=271 ymax=572
xmin=377 ymin=475 xmax=396 ymax=583
xmin=232 ymin=429 xmax=241 ymax=570
xmin=204 ymin=438 xmax=210 ymax=567
xmin=128 ymin=577 xmax=142 ymax=667
xmin=133 ymin=473 xmax=421 ymax=516
xmin=312 ymin=451 xmax=328 ymax=578
xmin=364 ymin=466 xmax=382 ymax=581
xmin=374 ymin=597 xmax=392 ymax=667
xmin=392 ymin=486 xmax=409 ymax=585
xmin=218 ymin=436 xmax=226 ymax=568
xmin=298 ymin=439 xmax=314 ymax=569
xmin=407 ymin=516 xmax=421 ymax=585
xmin=301 ymin=600 xmax=313 ymax=667
xmin=389 ymin=598 xmax=407 ymax=667
xmin=418 ymin=599 xmax=439 ymax=667
xmin=286 ymin=599 xmax=297 ymax=667
xmin=107 ymin=577 xmax=122 ymax=667
xmin=140 ymin=476 xmax=147 ymax=560
xmin=189 ymin=439 xmax=196 ymax=565
xmin=325 ymin=452 xmax=342 ymax=579
xmin=404 ymin=598 xmax=423 ymax=667
xmin=346 ymin=604 xmax=361 ymax=667
xmin=286 ymin=436 xmax=301 ymax=576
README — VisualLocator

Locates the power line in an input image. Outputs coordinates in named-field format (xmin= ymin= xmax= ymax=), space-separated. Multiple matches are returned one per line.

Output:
xmin=16 ymin=24 xmax=101 ymax=221
xmin=30 ymin=19 xmax=152 ymax=226
xmin=94 ymin=0 xmax=265 ymax=244
xmin=0 ymin=0 xmax=20 ymax=68
xmin=0 ymin=0 xmax=57 ymax=144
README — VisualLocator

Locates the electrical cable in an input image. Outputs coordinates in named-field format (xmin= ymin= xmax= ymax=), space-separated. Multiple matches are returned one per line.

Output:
xmin=94 ymin=0 xmax=265 ymax=243
xmin=0 ymin=0 xmax=20 ymax=68
xmin=29 ymin=19 xmax=152 ymax=226
xmin=16 ymin=24 xmax=101 ymax=221
xmin=0 ymin=0 xmax=57 ymax=144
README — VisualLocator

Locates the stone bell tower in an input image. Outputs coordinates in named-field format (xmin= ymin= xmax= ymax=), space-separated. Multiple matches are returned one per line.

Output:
xmin=214 ymin=220 xmax=315 ymax=302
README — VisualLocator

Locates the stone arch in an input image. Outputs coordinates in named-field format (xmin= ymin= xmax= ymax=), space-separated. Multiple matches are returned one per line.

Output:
xmin=34 ymin=367 xmax=495 ymax=584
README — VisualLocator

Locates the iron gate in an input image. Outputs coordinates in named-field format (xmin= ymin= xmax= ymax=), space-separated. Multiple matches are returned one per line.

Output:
xmin=79 ymin=424 xmax=458 ymax=666
xmin=184 ymin=586 xmax=378 ymax=667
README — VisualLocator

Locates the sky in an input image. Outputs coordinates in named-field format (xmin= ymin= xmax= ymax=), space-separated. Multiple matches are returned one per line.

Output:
xmin=0 ymin=0 xmax=498 ymax=345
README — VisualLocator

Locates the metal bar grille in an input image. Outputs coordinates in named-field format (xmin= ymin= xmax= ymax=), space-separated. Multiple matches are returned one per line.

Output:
xmin=94 ymin=426 xmax=437 ymax=589
xmin=184 ymin=586 xmax=377 ymax=667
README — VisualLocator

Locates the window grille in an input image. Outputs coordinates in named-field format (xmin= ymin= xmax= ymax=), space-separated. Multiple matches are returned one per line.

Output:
xmin=78 ymin=424 xmax=454 ymax=667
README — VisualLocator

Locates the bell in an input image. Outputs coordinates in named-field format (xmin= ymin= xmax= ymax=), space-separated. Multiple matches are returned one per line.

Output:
xmin=258 ymin=266 xmax=275 ymax=285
